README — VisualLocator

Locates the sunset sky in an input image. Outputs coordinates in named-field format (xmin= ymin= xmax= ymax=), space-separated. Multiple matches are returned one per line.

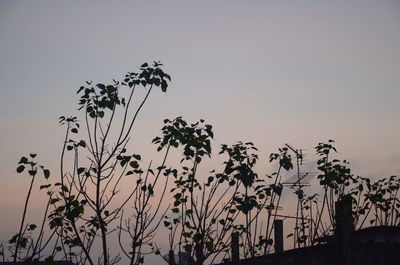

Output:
xmin=1 ymin=1 xmax=399 ymax=264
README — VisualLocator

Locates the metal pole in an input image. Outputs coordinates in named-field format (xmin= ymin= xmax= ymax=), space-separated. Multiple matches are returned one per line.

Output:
xmin=274 ymin=219 xmax=284 ymax=254
xmin=231 ymin=232 xmax=240 ymax=265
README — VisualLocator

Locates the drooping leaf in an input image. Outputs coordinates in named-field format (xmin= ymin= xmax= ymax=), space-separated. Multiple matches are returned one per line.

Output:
xmin=161 ymin=80 xmax=168 ymax=92
xmin=16 ymin=165 xmax=25 ymax=173
xmin=43 ymin=169 xmax=50 ymax=179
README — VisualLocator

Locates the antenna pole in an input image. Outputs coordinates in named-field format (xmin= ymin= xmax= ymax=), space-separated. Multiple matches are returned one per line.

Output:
xmin=286 ymin=144 xmax=307 ymax=248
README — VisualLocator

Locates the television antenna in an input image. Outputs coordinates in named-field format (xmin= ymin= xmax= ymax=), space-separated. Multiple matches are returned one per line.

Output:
xmin=283 ymin=144 xmax=317 ymax=188
xmin=283 ymin=172 xmax=317 ymax=187
xmin=283 ymin=144 xmax=317 ymax=248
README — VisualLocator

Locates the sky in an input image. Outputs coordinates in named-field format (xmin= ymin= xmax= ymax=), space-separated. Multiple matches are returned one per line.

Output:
xmin=1 ymin=0 xmax=400 ymax=264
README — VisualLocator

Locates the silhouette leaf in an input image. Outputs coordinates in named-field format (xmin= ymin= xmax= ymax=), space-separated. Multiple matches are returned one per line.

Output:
xmin=43 ymin=169 xmax=50 ymax=179
xmin=16 ymin=165 xmax=25 ymax=173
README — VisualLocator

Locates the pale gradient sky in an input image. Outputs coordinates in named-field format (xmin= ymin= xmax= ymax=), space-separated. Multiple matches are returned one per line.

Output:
xmin=1 ymin=0 xmax=400 ymax=264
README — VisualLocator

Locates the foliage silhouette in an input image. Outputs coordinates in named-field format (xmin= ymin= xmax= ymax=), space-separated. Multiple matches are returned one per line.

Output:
xmin=2 ymin=63 xmax=399 ymax=265
xmin=7 ymin=62 xmax=172 ymax=265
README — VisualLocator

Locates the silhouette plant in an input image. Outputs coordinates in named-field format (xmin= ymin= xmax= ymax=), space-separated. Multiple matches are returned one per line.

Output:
xmin=4 ymin=64 xmax=399 ymax=265
xmin=284 ymin=141 xmax=400 ymax=248
xmin=9 ymin=62 xmax=172 ymax=265
xmin=8 ymin=154 xmax=52 ymax=263
xmin=154 ymin=118 xmax=298 ymax=264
